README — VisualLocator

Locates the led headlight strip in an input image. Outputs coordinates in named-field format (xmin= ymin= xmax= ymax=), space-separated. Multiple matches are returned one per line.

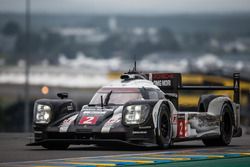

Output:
xmin=124 ymin=104 xmax=150 ymax=125
xmin=35 ymin=104 xmax=52 ymax=124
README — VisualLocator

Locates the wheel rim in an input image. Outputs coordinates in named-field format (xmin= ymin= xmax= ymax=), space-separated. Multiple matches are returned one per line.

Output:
xmin=160 ymin=114 xmax=169 ymax=138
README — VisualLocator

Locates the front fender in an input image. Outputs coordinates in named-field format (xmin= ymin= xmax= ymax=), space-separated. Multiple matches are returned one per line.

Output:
xmin=152 ymin=100 xmax=178 ymax=138
xmin=33 ymin=99 xmax=77 ymax=126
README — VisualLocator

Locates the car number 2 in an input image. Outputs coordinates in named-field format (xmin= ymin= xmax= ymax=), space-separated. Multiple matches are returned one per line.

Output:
xmin=177 ymin=119 xmax=186 ymax=137
xmin=79 ymin=116 xmax=98 ymax=125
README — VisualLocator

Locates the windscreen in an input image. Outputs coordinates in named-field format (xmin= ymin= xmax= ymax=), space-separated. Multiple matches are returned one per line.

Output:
xmin=89 ymin=88 xmax=143 ymax=105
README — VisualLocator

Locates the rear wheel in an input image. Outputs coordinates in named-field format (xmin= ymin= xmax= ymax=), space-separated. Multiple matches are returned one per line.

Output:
xmin=156 ymin=104 xmax=172 ymax=148
xmin=202 ymin=103 xmax=233 ymax=146
xmin=41 ymin=143 xmax=69 ymax=150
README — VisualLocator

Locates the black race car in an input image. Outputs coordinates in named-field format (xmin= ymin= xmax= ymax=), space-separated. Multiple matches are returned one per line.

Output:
xmin=28 ymin=70 xmax=242 ymax=149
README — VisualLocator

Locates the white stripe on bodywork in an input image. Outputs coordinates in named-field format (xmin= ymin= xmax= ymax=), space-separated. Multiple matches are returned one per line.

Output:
xmin=152 ymin=100 xmax=164 ymax=130
xmin=101 ymin=106 xmax=123 ymax=133
xmin=207 ymin=96 xmax=232 ymax=116
xmin=59 ymin=114 xmax=78 ymax=133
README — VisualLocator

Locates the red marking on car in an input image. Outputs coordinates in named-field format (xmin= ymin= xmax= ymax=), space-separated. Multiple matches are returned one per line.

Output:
xmin=152 ymin=73 xmax=175 ymax=80
xmin=177 ymin=119 xmax=188 ymax=138
xmin=79 ymin=116 xmax=99 ymax=125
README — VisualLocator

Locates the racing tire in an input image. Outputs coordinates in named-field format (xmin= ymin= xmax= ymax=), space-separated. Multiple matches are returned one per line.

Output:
xmin=202 ymin=103 xmax=234 ymax=146
xmin=41 ymin=143 xmax=70 ymax=150
xmin=156 ymin=103 xmax=172 ymax=148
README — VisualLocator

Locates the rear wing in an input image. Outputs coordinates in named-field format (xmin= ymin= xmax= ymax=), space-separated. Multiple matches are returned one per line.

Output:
xmin=145 ymin=73 xmax=240 ymax=107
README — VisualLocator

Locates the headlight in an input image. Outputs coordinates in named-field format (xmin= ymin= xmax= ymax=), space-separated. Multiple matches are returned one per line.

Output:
xmin=35 ymin=104 xmax=51 ymax=124
xmin=124 ymin=104 xmax=150 ymax=125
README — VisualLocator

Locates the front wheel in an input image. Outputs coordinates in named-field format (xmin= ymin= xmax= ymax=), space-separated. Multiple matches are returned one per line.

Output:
xmin=202 ymin=103 xmax=233 ymax=146
xmin=41 ymin=143 xmax=70 ymax=150
xmin=156 ymin=104 xmax=172 ymax=148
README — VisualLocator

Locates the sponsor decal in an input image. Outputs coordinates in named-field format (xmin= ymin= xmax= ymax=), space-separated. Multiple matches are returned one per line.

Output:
xmin=139 ymin=126 xmax=152 ymax=129
xmin=152 ymin=73 xmax=175 ymax=80
xmin=81 ymin=107 xmax=114 ymax=114
xmin=153 ymin=80 xmax=171 ymax=87
xmin=132 ymin=131 xmax=147 ymax=134
xmin=59 ymin=114 xmax=78 ymax=132
xmin=34 ymin=131 xmax=42 ymax=134
xmin=83 ymin=108 xmax=113 ymax=112
xmin=82 ymin=111 xmax=106 ymax=115
xmin=79 ymin=116 xmax=99 ymax=125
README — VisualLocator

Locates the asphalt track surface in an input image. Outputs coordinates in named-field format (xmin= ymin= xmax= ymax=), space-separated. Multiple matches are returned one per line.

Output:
xmin=1 ymin=133 xmax=250 ymax=167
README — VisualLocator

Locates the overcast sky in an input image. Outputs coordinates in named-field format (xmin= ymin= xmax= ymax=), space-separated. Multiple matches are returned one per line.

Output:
xmin=0 ymin=0 xmax=250 ymax=15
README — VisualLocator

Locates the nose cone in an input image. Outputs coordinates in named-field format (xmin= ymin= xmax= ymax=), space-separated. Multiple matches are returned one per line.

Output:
xmin=77 ymin=105 xmax=119 ymax=126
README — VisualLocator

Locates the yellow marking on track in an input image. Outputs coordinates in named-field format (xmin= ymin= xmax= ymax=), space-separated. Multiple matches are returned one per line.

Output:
xmin=147 ymin=154 xmax=195 ymax=157
xmin=164 ymin=157 xmax=191 ymax=161
xmin=208 ymin=155 xmax=224 ymax=159
xmin=64 ymin=161 xmax=116 ymax=166
xmin=146 ymin=154 xmax=171 ymax=157
xmin=239 ymin=153 xmax=250 ymax=156
xmin=149 ymin=154 xmax=220 ymax=158
xmin=109 ymin=159 xmax=154 ymax=164
xmin=134 ymin=156 xmax=191 ymax=161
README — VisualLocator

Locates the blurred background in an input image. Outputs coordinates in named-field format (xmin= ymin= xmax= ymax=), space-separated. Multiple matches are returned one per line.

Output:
xmin=0 ymin=0 xmax=250 ymax=132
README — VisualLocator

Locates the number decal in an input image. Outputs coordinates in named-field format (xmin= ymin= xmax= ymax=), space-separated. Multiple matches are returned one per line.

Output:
xmin=85 ymin=117 xmax=95 ymax=124
xmin=177 ymin=119 xmax=186 ymax=138
xmin=179 ymin=121 xmax=183 ymax=136
xmin=79 ymin=116 xmax=98 ymax=125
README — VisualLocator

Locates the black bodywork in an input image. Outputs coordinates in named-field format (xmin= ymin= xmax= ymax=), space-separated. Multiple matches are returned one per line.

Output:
xmin=30 ymin=91 xmax=162 ymax=147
